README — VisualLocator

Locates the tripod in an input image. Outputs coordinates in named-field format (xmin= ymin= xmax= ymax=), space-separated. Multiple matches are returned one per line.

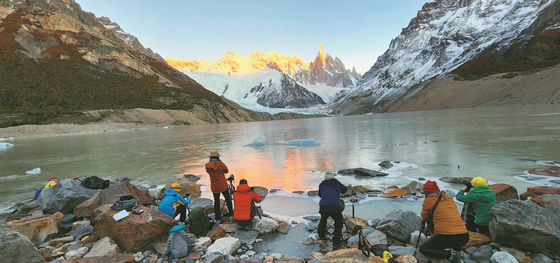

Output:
xmin=220 ymin=174 xmax=235 ymax=218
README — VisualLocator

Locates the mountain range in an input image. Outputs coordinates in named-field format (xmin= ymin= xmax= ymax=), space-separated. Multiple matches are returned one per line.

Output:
xmin=165 ymin=45 xmax=362 ymax=111
xmin=1 ymin=0 xmax=560 ymax=127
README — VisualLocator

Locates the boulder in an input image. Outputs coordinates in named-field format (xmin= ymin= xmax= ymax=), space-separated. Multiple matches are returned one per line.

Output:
xmin=337 ymin=168 xmax=388 ymax=177
xmin=400 ymin=181 xmax=423 ymax=196
xmin=157 ymin=177 xmax=201 ymax=199
xmin=10 ymin=213 xmax=62 ymax=246
xmin=381 ymin=189 xmax=407 ymax=198
xmin=490 ymin=183 xmax=519 ymax=203
xmin=528 ymin=166 xmax=560 ymax=176
xmin=0 ymin=223 xmax=46 ymax=263
xmin=37 ymin=179 xmax=100 ymax=214
xmin=378 ymin=161 xmax=393 ymax=169
xmin=519 ymin=186 xmax=560 ymax=200
xmin=439 ymin=177 xmax=473 ymax=184
xmin=252 ymin=186 xmax=269 ymax=200
xmin=317 ymin=248 xmax=386 ymax=262
xmin=74 ymin=182 xmax=155 ymax=218
xmin=490 ymin=194 xmax=560 ymax=257
xmin=375 ymin=209 xmax=422 ymax=243
xmin=342 ymin=215 xmax=368 ymax=233
xmin=206 ymin=237 xmax=241 ymax=256
xmin=253 ymin=217 xmax=279 ymax=234
xmin=91 ymin=204 xmax=176 ymax=252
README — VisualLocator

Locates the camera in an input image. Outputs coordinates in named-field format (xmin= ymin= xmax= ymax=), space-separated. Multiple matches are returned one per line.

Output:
xmin=227 ymin=174 xmax=235 ymax=181
xmin=461 ymin=179 xmax=473 ymax=192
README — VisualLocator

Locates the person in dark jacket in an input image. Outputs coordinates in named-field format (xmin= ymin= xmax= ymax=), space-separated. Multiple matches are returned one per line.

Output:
xmin=456 ymin=176 xmax=496 ymax=235
xmin=159 ymin=183 xmax=191 ymax=223
xmin=205 ymin=150 xmax=234 ymax=221
xmin=233 ymin=179 xmax=262 ymax=229
xmin=317 ymin=172 xmax=347 ymax=250
xmin=419 ymin=180 xmax=469 ymax=263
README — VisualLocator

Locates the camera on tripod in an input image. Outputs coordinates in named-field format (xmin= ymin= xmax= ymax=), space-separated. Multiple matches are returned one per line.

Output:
xmin=227 ymin=174 xmax=235 ymax=182
xmin=462 ymin=179 xmax=473 ymax=192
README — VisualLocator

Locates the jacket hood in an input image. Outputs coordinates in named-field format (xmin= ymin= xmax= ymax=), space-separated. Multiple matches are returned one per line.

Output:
xmin=236 ymin=183 xmax=251 ymax=193
xmin=206 ymin=161 xmax=221 ymax=171
xmin=164 ymin=188 xmax=180 ymax=196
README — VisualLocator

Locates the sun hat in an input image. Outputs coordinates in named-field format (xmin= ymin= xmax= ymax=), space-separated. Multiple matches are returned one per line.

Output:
xmin=422 ymin=180 xmax=440 ymax=194
xmin=48 ymin=176 xmax=57 ymax=181
xmin=209 ymin=150 xmax=220 ymax=157
xmin=171 ymin=183 xmax=181 ymax=189
xmin=471 ymin=177 xmax=488 ymax=187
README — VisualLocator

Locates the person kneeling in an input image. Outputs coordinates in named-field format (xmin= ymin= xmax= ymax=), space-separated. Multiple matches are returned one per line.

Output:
xmin=159 ymin=183 xmax=191 ymax=223
xmin=233 ymin=179 xmax=261 ymax=230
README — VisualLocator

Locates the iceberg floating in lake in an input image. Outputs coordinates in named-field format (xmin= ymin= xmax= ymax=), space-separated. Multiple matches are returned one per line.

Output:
xmin=0 ymin=137 xmax=14 ymax=141
xmin=26 ymin=167 xmax=41 ymax=175
xmin=245 ymin=134 xmax=272 ymax=147
xmin=0 ymin=142 xmax=14 ymax=149
xmin=279 ymin=138 xmax=321 ymax=147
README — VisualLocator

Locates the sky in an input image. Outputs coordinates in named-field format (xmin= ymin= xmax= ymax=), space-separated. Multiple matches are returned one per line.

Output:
xmin=75 ymin=0 xmax=428 ymax=74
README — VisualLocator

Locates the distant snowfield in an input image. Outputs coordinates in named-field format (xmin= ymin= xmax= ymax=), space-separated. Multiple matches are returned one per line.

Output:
xmin=182 ymin=70 xmax=345 ymax=115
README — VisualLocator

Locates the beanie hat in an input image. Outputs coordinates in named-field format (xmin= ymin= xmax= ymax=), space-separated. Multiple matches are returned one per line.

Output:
xmin=48 ymin=176 xmax=57 ymax=181
xmin=471 ymin=176 xmax=488 ymax=187
xmin=239 ymin=179 xmax=248 ymax=184
xmin=325 ymin=171 xmax=335 ymax=180
xmin=171 ymin=183 xmax=181 ymax=189
xmin=209 ymin=150 xmax=220 ymax=157
xmin=422 ymin=180 xmax=440 ymax=194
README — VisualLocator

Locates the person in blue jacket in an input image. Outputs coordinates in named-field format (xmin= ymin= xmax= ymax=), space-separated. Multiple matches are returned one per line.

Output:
xmin=317 ymin=171 xmax=347 ymax=250
xmin=159 ymin=183 xmax=191 ymax=223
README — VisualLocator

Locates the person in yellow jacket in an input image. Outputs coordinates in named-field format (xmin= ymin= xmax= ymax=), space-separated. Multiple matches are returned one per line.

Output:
xmin=33 ymin=176 xmax=58 ymax=200
xmin=419 ymin=180 xmax=469 ymax=263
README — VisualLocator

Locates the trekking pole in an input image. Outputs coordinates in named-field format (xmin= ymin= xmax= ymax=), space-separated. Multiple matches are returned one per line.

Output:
xmin=416 ymin=220 xmax=425 ymax=248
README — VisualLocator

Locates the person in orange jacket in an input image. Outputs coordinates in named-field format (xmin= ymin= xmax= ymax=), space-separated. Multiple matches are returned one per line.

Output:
xmin=233 ymin=179 xmax=262 ymax=230
xmin=205 ymin=150 xmax=234 ymax=221
xmin=419 ymin=180 xmax=469 ymax=263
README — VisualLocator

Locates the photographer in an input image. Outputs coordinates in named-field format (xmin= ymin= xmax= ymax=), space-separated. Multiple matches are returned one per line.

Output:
xmin=456 ymin=177 xmax=496 ymax=235
xmin=205 ymin=150 xmax=234 ymax=221
xmin=158 ymin=183 xmax=191 ymax=223
xmin=233 ymin=179 xmax=262 ymax=230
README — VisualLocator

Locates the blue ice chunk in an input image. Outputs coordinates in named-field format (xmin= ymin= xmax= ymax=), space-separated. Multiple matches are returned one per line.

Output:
xmin=26 ymin=167 xmax=41 ymax=175
xmin=280 ymin=138 xmax=321 ymax=146
xmin=0 ymin=142 xmax=14 ymax=149
xmin=246 ymin=134 xmax=271 ymax=147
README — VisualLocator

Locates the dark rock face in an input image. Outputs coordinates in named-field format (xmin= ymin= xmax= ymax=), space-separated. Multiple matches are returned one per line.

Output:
xmin=490 ymin=194 xmax=560 ymax=257
xmin=0 ymin=223 xmax=46 ymax=263
xmin=37 ymin=179 xmax=100 ymax=214
xmin=254 ymin=74 xmax=325 ymax=108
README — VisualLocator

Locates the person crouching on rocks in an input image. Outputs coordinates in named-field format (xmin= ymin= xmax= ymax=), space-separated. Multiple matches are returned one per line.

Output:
xmin=456 ymin=176 xmax=496 ymax=236
xmin=419 ymin=180 xmax=469 ymax=263
xmin=33 ymin=176 xmax=58 ymax=201
xmin=159 ymin=183 xmax=191 ymax=223
xmin=205 ymin=150 xmax=234 ymax=221
xmin=233 ymin=179 xmax=262 ymax=230
xmin=317 ymin=171 xmax=347 ymax=250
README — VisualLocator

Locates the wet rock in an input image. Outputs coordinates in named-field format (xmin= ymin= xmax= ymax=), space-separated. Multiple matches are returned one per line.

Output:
xmin=439 ymin=177 xmax=473 ymax=184
xmin=490 ymin=183 xmax=519 ymax=203
xmin=233 ymin=230 xmax=259 ymax=245
xmin=303 ymin=215 xmax=321 ymax=221
xmin=528 ymin=166 xmax=560 ymax=176
xmin=307 ymin=190 xmax=319 ymax=196
xmin=37 ymin=179 xmax=100 ymax=214
xmin=381 ymin=189 xmax=407 ymax=198
xmin=337 ymin=168 xmax=389 ymax=177
xmin=519 ymin=186 xmax=560 ymax=200
xmin=375 ymin=209 xmax=422 ymax=243
xmin=74 ymin=182 xmax=154 ymax=218
xmin=490 ymin=195 xmax=560 ymax=257
xmin=10 ymin=213 xmax=62 ymax=246
xmin=0 ymin=223 xmax=46 ymax=263
xmin=91 ymin=204 xmax=176 ymax=252
xmin=293 ymin=191 xmax=305 ymax=194
xmin=182 ymin=173 xmax=201 ymax=182
xmin=378 ymin=161 xmax=393 ymax=169
xmin=400 ymin=181 xmax=423 ymax=196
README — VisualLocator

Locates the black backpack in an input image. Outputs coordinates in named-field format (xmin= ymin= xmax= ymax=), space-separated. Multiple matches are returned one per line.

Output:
xmin=110 ymin=195 xmax=139 ymax=211
xmin=188 ymin=207 xmax=211 ymax=236
xmin=80 ymin=176 xmax=110 ymax=189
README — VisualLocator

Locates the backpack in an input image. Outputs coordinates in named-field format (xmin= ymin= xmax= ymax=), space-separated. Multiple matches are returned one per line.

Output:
xmin=188 ymin=206 xmax=211 ymax=236
xmin=163 ymin=225 xmax=191 ymax=259
xmin=110 ymin=194 xmax=139 ymax=211
xmin=80 ymin=176 xmax=110 ymax=189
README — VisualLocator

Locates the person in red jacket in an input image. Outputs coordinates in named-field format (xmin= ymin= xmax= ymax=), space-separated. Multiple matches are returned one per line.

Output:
xmin=205 ymin=150 xmax=233 ymax=221
xmin=233 ymin=179 xmax=262 ymax=230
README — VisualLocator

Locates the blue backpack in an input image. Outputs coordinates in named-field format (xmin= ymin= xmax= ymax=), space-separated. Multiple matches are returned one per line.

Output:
xmin=163 ymin=225 xmax=191 ymax=259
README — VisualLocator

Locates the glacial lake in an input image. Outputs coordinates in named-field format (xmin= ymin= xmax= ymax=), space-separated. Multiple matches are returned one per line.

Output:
xmin=1 ymin=104 xmax=559 ymax=221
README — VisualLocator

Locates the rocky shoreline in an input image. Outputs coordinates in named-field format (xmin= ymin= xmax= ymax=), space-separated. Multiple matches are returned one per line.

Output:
xmin=1 ymin=174 xmax=559 ymax=263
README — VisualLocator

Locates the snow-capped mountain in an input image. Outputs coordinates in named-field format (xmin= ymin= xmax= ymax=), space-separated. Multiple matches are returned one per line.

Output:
xmin=330 ymin=0 xmax=560 ymax=115
xmin=167 ymin=45 xmax=361 ymax=111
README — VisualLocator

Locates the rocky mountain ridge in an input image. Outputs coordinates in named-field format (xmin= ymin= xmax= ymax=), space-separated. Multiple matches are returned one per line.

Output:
xmin=330 ymin=0 xmax=560 ymax=115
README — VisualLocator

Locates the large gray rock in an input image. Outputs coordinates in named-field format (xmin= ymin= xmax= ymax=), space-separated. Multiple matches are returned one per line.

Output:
xmin=37 ymin=179 xmax=100 ymax=214
xmin=375 ymin=209 xmax=422 ymax=243
xmin=490 ymin=194 xmax=560 ymax=257
xmin=0 ymin=223 xmax=46 ymax=263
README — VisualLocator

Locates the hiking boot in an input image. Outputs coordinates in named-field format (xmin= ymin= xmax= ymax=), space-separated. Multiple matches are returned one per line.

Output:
xmin=333 ymin=243 xmax=345 ymax=251
xmin=317 ymin=240 xmax=328 ymax=248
